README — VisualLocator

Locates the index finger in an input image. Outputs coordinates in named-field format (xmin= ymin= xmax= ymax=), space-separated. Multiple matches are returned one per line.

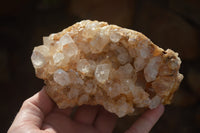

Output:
xmin=125 ymin=104 xmax=164 ymax=133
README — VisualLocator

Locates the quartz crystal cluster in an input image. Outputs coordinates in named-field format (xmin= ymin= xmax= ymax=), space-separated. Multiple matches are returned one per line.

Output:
xmin=31 ymin=20 xmax=183 ymax=117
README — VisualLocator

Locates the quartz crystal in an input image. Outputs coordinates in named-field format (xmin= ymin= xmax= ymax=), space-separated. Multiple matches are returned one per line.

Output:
xmin=95 ymin=64 xmax=111 ymax=83
xmin=53 ymin=69 xmax=71 ymax=86
xmin=31 ymin=45 xmax=49 ymax=68
xmin=31 ymin=20 xmax=183 ymax=117
xmin=53 ymin=52 xmax=64 ymax=65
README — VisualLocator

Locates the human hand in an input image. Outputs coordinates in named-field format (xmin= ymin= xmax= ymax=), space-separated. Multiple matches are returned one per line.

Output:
xmin=8 ymin=89 xmax=164 ymax=133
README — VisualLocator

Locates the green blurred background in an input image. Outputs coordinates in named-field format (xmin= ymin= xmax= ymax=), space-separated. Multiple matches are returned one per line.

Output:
xmin=0 ymin=0 xmax=200 ymax=132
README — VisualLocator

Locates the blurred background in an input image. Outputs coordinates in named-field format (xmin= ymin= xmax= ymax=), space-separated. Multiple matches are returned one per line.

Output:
xmin=0 ymin=0 xmax=200 ymax=132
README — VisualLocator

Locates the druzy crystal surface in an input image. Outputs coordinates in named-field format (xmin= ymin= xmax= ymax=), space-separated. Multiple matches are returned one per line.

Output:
xmin=31 ymin=20 xmax=183 ymax=117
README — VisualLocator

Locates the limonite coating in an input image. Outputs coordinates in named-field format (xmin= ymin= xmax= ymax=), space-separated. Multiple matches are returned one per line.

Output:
xmin=31 ymin=20 xmax=183 ymax=117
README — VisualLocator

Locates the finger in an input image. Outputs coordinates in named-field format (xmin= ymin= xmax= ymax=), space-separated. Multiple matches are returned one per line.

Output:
xmin=125 ymin=104 xmax=164 ymax=133
xmin=74 ymin=105 xmax=100 ymax=125
xmin=42 ymin=111 xmax=96 ymax=133
xmin=94 ymin=106 xmax=118 ymax=133
xmin=42 ymin=112 xmax=72 ymax=133
xmin=9 ymin=88 xmax=55 ymax=130
xmin=26 ymin=88 xmax=55 ymax=116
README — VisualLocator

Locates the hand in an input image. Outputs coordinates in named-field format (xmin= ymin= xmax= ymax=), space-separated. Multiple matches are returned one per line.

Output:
xmin=8 ymin=89 xmax=164 ymax=133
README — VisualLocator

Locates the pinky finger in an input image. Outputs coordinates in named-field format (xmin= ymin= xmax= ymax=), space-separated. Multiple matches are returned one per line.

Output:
xmin=125 ymin=104 xmax=164 ymax=133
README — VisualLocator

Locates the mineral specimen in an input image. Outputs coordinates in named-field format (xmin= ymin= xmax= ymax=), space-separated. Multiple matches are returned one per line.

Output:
xmin=31 ymin=20 xmax=183 ymax=117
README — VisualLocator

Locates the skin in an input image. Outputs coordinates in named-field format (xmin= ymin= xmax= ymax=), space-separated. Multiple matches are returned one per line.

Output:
xmin=8 ymin=89 xmax=164 ymax=133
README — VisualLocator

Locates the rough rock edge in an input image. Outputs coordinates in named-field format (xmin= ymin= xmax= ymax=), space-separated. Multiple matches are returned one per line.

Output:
xmin=32 ymin=20 xmax=183 ymax=117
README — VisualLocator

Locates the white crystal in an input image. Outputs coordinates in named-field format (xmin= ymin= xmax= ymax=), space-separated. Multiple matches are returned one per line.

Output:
xmin=31 ymin=45 xmax=49 ymax=68
xmin=68 ymin=87 xmax=79 ymax=99
xmin=63 ymin=43 xmax=79 ymax=59
xmin=59 ymin=33 xmax=74 ymax=46
xmin=128 ymin=48 xmax=137 ymax=58
xmin=110 ymin=31 xmax=121 ymax=43
xmin=53 ymin=52 xmax=64 ymax=64
xmin=168 ymin=58 xmax=181 ymax=70
xmin=43 ymin=36 xmax=54 ymax=46
xmin=82 ymin=21 xmax=99 ymax=38
xmin=76 ymin=59 xmax=96 ymax=76
xmin=31 ymin=52 xmax=45 ymax=68
xmin=116 ymin=47 xmax=130 ymax=64
xmin=131 ymin=86 xmax=150 ymax=107
xmin=95 ymin=64 xmax=111 ymax=83
xmin=123 ymin=79 xmax=135 ymax=90
xmin=144 ymin=56 xmax=161 ymax=82
xmin=108 ymin=83 xmax=121 ymax=98
xmin=117 ymin=53 xmax=130 ymax=64
xmin=57 ymin=33 xmax=79 ymax=60
xmin=49 ymin=33 xmax=56 ymax=40
xmin=116 ymin=97 xmax=129 ymax=117
xmin=76 ymin=59 xmax=90 ymax=74
xmin=85 ymin=80 xmax=97 ymax=94
xmin=68 ymin=69 xmax=84 ymax=85
xmin=149 ymin=95 xmax=161 ymax=109
xmin=88 ymin=60 xmax=96 ymax=72
xmin=76 ymin=41 xmax=90 ymax=54
xmin=117 ymin=63 xmax=134 ymax=78
xmin=53 ymin=69 xmax=71 ymax=86
xmin=134 ymin=56 xmax=146 ymax=71
xmin=121 ymin=63 xmax=133 ymax=73
xmin=117 ymin=102 xmax=129 ymax=117
xmin=137 ymin=41 xmax=151 ymax=58
xmin=128 ymin=35 xmax=137 ymax=44
xmin=90 ymin=32 xmax=109 ymax=53
xmin=87 ymin=21 xmax=99 ymax=30
xmin=101 ymin=25 xmax=110 ymax=36
xmin=35 ymin=45 xmax=49 ymax=56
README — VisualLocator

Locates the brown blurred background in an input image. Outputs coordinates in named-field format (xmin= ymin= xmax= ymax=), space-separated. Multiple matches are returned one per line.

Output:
xmin=0 ymin=0 xmax=200 ymax=132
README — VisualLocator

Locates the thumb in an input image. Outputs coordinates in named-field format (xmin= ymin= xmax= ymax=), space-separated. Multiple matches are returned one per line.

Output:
xmin=8 ymin=88 xmax=54 ymax=132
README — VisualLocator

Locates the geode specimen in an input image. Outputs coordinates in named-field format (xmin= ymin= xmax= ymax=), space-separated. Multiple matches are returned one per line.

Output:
xmin=31 ymin=20 xmax=183 ymax=117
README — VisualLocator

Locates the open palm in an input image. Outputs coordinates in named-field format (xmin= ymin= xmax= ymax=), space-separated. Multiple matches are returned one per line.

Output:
xmin=8 ymin=89 xmax=164 ymax=133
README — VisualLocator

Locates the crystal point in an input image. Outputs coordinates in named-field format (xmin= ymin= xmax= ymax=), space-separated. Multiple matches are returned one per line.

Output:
xmin=53 ymin=69 xmax=71 ymax=86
